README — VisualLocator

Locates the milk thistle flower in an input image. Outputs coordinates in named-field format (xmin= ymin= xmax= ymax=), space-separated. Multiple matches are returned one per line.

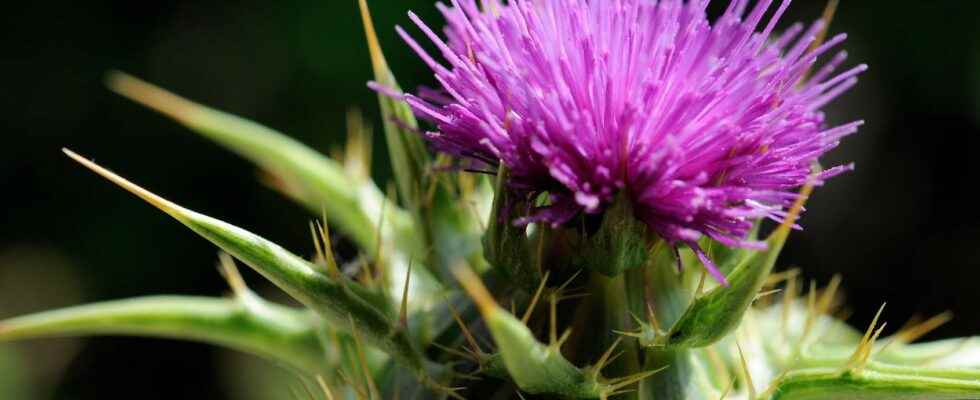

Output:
xmin=8 ymin=2 xmax=980 ymax=399
xmin=389 ymin=0 xmax=866 ymax=281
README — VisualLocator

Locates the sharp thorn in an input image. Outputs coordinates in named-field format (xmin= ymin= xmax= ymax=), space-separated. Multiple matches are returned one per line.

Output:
xmin=63 ymin=149 xmax=184 ymax=218
xmin=430 ymin=342 xmax=478 ymax=362
xmin=548 ymin=293 xmax=558 ymax=344
xmin=522 ymin=270 xmax=551 ymax=324
xmin=646 ymin=303 xmax=663 ymax=334
xmin=316 ymin=217 xmax=341 ymax=278
xmin=895 ymin=311 xmax=954 ymax=344
xmin=755 ymin=288 xmax=783 ymax=302
xmin=695 ymin=270 xmax=707 ymax=298
xmin=557 ymin=269 xmax=584 ymax=293
xmin=399 ymin=259 xmax=413 ymax=328
xmin=607 ymin=367 xmax=665 ymax=392
xmin=847 ymin=302 xmax=887 ymax=370
xmin=216 ymin=252 xmax=249 ymax=298
xmin=736 ymin=340 xmax=756 ymax=400
xmin=554 ymin=328 xmax=573 ymax=350
xmin=347 ymin=314 xmax=381 ymax=400
xmin=593 ymin=337 xmax=624 ymax=378
xmin=316 ymin=375 xmax=337 ymax=400
xmin=451 ymin=263 xmax=498 ymax=318
xmin=447 ymin=297 xmax=484 ymax=356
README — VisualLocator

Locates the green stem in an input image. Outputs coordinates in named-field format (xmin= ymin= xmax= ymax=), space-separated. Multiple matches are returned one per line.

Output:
xmin=639 ymin=249 xmax=718 ymax=399
xmin=594 ymin=272 xmax=642 ymax=383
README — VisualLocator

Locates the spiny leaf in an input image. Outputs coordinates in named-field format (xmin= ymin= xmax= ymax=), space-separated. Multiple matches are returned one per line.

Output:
xmin=864 ymin=361 xmax=980 ymax=382
xmin=106 ymin=71 xmax=419 ymax=257
xmin=457 ymin=267 xmax=597 ymax=397
xmin=358 ymin=0 xmax=429 ymax=214
xmin=0 ymin=296 xmax=330 ymax=373
xmin=359 ymin=0 xmax=485 ymax=286
xmin=664 ymin=181 xmax=815 ymax=348
xmin=778 ymin=334 xmax=980 ymax=373
xmin=877 ymin=336 xmax=980 ymax=369
xmin=62 ymin=149 xmax=427 ymax=376
xmin=453 ymin=265 xmax=638 ymax=399
xmin=768 ymin=367 xmax=980 ymax=400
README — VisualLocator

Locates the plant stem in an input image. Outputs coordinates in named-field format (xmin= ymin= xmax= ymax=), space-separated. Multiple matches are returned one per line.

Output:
xmin=594 ymin=272 xmax=642 ymax=381
xmin=640 ymin=250 xmax=700 ymax=400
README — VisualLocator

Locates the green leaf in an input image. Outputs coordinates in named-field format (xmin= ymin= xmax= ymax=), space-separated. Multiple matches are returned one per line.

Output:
xmin=664 ymin=183 xmax=814 ymax=349
xmin=769 ymin=367 xmax=980 ymax=400
xmin=0 ymin=296 xmax=329 ymax=373
xmin=62 ymin=149 xmax=428 ymax=377
xmin=105 ymin=74 xmax=450 ymax=327
xmin=357 ymin=0 xmax=429 ymax=215
xmin=105 ymin=71 xmax=420 ymax=258
xmin=774 ymin=335 xmax=980 ymax=374
xmin=358 ymin=0 xmax=485 ymax=286
xmin=877 ymin=337 xmax=980 ymax=369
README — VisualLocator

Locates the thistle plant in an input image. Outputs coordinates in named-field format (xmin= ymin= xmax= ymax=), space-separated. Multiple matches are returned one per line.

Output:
xmin=4 ymin=0 xmax=980 ymax=399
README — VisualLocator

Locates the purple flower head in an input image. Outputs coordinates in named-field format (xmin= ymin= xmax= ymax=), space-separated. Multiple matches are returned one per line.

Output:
xmin=386 ymin=0 xmax=864 ymax=281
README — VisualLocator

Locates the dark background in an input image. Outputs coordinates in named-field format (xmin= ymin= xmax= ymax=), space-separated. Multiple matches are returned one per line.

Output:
xmin=1 ymin=0 xmax=979 ymax=398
